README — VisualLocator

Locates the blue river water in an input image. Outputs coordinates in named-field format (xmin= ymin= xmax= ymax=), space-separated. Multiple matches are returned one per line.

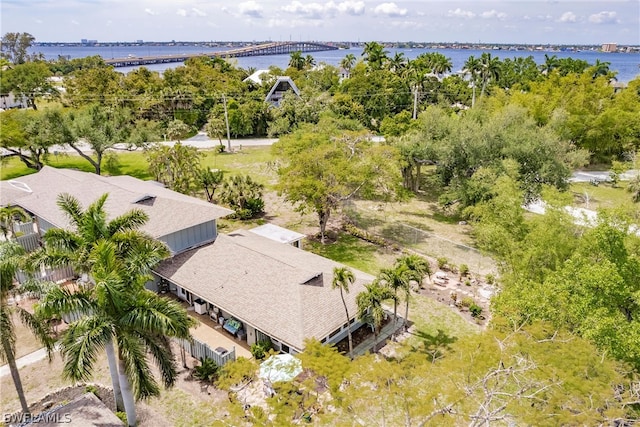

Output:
xmin=34 ymin=45 xmax=639 ymax=83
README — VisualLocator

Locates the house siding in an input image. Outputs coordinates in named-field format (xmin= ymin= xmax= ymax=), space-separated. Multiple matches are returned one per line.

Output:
xmin=159 ymin=220 xmax=217 ymax=254
xmin=37 ymin=217 xmax=56 ymax=234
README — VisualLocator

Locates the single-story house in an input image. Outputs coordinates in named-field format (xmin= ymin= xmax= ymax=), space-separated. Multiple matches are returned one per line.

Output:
xmin=153 ymin=229 xmax=372 ymax=354
xmin=2 ymin=167 xmax=373 ymax=354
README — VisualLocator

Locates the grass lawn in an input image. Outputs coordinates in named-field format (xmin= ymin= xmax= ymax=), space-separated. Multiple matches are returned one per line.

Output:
xmin=0 ymin=146 xmax=275 ymax=183
xmin=570 ymin=181 xmax=634 ymax=211
xmin=305 ymin=233 xmax=396 ymax=275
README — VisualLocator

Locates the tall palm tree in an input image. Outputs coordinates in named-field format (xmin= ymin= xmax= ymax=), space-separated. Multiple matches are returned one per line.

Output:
xmin=331 ymin=266 xmax=356 ymax=358
xmin=288 ymin=51 xmax=305 ymax=71
xmin=0 ymin=206 xmax=29 ymax=241
xmin=0 ymin=241 xmax=55 ymax=416
xmin=356 ymin=280 xmax=393 ymax=353
xmin=591 ymin=59 xmax=612 ymax=79
xmin=463 ymin=55 xmax=481 ymax=107
xmin=29 ymin=193 xmax=170 ymax=412
xmin=479 ymin=52 xmax=501 ymax=97
xmin=377 ymin=265 xmax=411 ymax=328
xmin=340 ymin=53 xmax=356 ymax=71
xmin=387 ymin=52 xmax=406 ymax=74
xmin=304 ymin=54 xmax=316 ymax=69
xmin=37 ymin=240 xmax=194 ymax=427
xmin=361 ymin=41 xmax=388 ymax=71
xmin=395 ymin=254 xmax=431 ymax=328
xmin=540 ymin=54 xmax=559 ymax=76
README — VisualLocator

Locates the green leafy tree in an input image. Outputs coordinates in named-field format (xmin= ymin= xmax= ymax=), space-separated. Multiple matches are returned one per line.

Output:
xmin=198 ymin=168 xmax=224 ymax=203
xmin=0 ymin=241 xmax=55 ymax=416
xmin=64 ymin=66 xmax=123 ymax=107
xmin=273 ymin=119 xmax=400 ymax=242
xmin=0 ymin=61 xmax=54 ymax=110
xmin=627 ymin=174 xmax=640 ymax=203
xmin=331 ymin=267 xmax=356 ymax=358
xmin=70 ymin=105 xmax=154 ymax=175
xmin=0 ymin=32 xmax=36 ymax=64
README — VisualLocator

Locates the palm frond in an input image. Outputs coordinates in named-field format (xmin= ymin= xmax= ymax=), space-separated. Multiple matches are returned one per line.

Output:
xmin=138 ymin=333 xmax=177 ymax=389
xmin=60 ymin=315 xmax=112 ymax=382
xmin=107 ymin=210 xmax=149 ymax=236
xmin=15 ymin=305 xmax=55 ymax=361
xmin=56 ymin=193 xmax=84 ymax=228
xmin=117 ymin=332 xmax=160 ymax=400
xmin=13 ymin=279 xmax=56 ymax=300
xmin=121 ymin=293 xmax=194 ymax=339
xmin=43 ymin=228 xmax=82 ymax=253
xmin=37 ymin=286 xmax=96 ymax=319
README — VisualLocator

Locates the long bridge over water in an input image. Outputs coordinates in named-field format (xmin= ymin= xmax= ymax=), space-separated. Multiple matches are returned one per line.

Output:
xmin=104 ymin=41 xmax=339 ymax=68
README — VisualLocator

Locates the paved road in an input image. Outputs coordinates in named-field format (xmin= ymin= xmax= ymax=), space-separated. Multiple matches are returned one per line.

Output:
xmin=0 ymin=344 xmax=60 ymax=377
xmin=570 ymin=170 xmax=637 ymax=183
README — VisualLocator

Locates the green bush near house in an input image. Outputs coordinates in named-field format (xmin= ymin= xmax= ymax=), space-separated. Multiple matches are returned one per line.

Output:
xmin=250 ymin=340 xmax=273 ymax=360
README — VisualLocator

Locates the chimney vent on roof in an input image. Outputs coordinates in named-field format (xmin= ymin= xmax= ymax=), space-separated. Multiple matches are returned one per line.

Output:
xmin=300 ymin=272 xmax=323 ymax=287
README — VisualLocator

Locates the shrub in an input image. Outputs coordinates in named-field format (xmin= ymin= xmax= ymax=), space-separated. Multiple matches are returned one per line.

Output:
xmin=343 ymin=222 xmax=390 ymax=247
xmin=459 ymin=264 xmax=469 ymax=277
xmin=85 ymin=385 xmax=98 ymax=396
xmin=116 ymin=412 xmax=127 ymax=424
xmin=485 ymin=274 xmax=495 ymax=285
xmin=469 ymin=303 xmax=483 ymax=317
xmin=460 ymin=296 xmax=474 ymax=307
xmin=250 ymin=340 xmax=273 ymax=360
xmin=193 ymin=357 xmax=220 ymax=383
xmin=464 ymin=279 xmax=471 ymax=286
xmin=437 ymin=257 xmax=448 ymax=270
xmin=216 ymin=143 xmax=225 ymax=153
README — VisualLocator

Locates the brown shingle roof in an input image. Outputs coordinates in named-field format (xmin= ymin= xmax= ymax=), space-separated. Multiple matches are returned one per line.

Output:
xmin=155 ymin=230 xmax=374 ymax=350
xmin=1 ymin=167 xmax=232 ymax=238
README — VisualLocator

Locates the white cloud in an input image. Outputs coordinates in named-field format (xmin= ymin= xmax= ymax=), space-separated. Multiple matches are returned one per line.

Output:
xmin=176 ymin=8 xmax=187 ymax=17
xmin=281 ymin=1 xmax=364 ymax=19
xmin=559 ymin=11 xmax=577 ymax=23
xmin=374 ymin=3 xmax=407 ymax=17
xmin=192 ymin=8 xmax=207 ymax=17
xmin=144 ymin=8 xmax=157 ymax=16
xmin=267 ymin=18 xmax=319 ymax=28
xmin=35 ymin=18 xmax=43 ymax=24
xmin=336 ymin=1 xmax=365 ymax=16
xmin=447 ymin=8 xmax=475 ymax=19
xmin=480 ymin=10 xmax=506 ymax=20
xmin=589 ymin=11 xmax=618 ymax=24
xmin=239 ymin=1 xmax=263 ymax=18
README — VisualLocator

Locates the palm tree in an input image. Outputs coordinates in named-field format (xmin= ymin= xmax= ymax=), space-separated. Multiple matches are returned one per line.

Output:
xmin=218 ymin=174 xmax=264 ymax=213
xmin=591 ymin=59 xmax=612 ymax=79
xmin=362 ymin=41 xmax=388 ymax=71
xmin=331 ymin=266 xmax=356 ymax=358
xmin=540 ymin=54 xmax=559 ymax=76
xmin=356 ymin=280 xmax=393 ymax=353
xmin=463 ymin=55 xmax=481 ymax=107
xmin=377 ymin=265 xmax=411 ymax=328
xmin=478 ymin=52 xmax=501 ymax=97
xmin=37 ymin=240 xmax=194 ymax=427
xmin=387 ymin=52 xmax=406 ymax=74
xmin=340 ymin=53 xmax=356 ymax=71
xmin=288 ymin=51 xmax=305 ymax=71
xmin=29 ymin=193 xmax=170 ymax=413
xmin=395 ymin=254 xmax=431 ymax=328
xmin=0 ymin=206 xmax=29 ymax=241
xmin=304 ymin=54 xmax=316 ymax=69
xmin=0 ymin=241 xmax=55 ymax=416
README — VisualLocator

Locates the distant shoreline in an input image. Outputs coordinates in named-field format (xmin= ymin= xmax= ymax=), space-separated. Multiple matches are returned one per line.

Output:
xmin=33 ymin=41 xmax=640 ymax=54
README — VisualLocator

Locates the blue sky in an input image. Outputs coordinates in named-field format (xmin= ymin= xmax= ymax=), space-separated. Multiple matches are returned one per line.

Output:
xmin=2 ymin=0 xmax=639 ymax=44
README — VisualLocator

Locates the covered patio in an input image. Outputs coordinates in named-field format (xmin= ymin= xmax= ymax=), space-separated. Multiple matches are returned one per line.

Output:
xmin=176 ymin=297 xmax=252 ymax=359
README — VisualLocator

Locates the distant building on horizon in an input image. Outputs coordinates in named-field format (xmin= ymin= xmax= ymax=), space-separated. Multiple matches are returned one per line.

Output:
xmin=601 ymin=43 xmax=617 ymax=52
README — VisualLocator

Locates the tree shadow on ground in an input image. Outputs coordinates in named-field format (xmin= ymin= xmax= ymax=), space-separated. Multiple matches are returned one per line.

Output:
xmin=409 ymin=329 xmax=458 ymax=362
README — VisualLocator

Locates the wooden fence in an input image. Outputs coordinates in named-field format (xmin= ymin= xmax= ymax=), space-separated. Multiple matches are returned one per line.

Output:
xmin=176 ymin=337 xmax=236 ymax=367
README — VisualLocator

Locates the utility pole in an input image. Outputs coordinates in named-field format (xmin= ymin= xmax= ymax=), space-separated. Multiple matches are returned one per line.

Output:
xmin=222 ymin=94 xmax=231 ymax=152
xmin=412 ymin=86 xmax=419 ymax=120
